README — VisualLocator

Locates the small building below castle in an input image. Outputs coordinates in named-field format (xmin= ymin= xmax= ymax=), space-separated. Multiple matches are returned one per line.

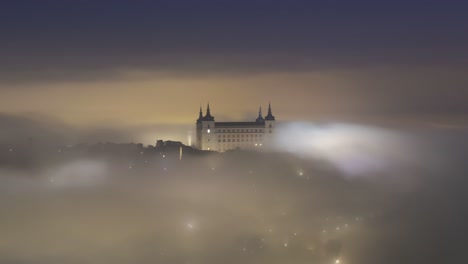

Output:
xmin=196 ymin=104 xmax=276 ymax=152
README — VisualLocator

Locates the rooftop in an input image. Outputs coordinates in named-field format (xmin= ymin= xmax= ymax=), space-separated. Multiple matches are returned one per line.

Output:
xmin=215 ymin=122 xmax=266 ymax=128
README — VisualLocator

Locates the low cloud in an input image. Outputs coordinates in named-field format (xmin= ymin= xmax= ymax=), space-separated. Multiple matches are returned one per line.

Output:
xmin=0 ymin=121 xmax=466 ymax=264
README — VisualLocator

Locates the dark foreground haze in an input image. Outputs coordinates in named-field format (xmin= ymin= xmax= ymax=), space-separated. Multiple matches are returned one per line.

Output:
xmin=1 ymin=122 xmax=466 ymax=264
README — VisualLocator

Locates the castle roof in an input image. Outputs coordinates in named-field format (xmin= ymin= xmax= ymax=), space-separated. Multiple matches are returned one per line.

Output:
xmin=215 ymin=122 xmax=265 ymax=128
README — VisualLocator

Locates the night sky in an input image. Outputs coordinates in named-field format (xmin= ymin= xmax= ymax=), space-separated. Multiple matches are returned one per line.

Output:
xmin=1 ymin=0 xmax=467 ymax=143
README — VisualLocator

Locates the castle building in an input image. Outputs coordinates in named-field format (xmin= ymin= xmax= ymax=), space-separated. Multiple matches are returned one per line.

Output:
xmin=196 ymin=103 xmax=276 ymax=152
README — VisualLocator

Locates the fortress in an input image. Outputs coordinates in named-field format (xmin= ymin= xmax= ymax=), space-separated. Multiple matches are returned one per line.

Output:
xmin=196 ymin=104 xmax=276 ymax=152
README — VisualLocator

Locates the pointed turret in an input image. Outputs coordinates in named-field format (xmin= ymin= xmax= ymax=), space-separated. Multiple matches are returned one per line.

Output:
xmin=265 ymin=102 xmax=275 ymax=120
xmin=197 ymin=106 xmax=203 ymax=123
xmin=256 ymin=106 xmax=265 ymax=123
xmin=204 ymin=103 xmax=215 ymax=121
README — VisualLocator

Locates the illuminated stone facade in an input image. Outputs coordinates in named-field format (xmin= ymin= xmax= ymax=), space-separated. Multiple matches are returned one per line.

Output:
xmin=196 ymin=104 xmax=276 ymax=152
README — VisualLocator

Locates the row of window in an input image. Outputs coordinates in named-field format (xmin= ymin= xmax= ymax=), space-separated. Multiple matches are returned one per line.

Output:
xmin=216 ymin=129 xmax=264 ymax=133
xmin=218 ymin=134 xmax=262 ymax=138
xmin=218 ymin=139 xmax=262 ymax=142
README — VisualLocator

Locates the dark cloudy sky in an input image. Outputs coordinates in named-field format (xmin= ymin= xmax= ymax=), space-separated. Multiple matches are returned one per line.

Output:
xmin=1 ymin=0 xmax=467 ymax=141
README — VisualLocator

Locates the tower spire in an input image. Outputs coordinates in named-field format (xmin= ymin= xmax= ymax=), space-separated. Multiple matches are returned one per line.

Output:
xmin=197 ymin=105 xmax=203 ymax=123
xmin=204 ymin=103 xmax=215 ymax=121
xmin=206 ymin=103 xmax=211 ymax=116
xmin=256 ymin=106 xmax=265 ymax=122
xmin=265 ymin=102 xmax=275 ymax=120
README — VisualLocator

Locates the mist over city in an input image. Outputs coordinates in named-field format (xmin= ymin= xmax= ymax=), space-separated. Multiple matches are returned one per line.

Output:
xmin=2 ymin=120 xmax=466 ymax=264
xmin=1 ymin=1 xmax=468 ymax=264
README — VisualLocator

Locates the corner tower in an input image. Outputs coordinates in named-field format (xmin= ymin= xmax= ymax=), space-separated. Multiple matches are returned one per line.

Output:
xmin=196 ymin=104 xmax=215 ymax=150
xmin=264 ymin=102 xmax=276 ymax=147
